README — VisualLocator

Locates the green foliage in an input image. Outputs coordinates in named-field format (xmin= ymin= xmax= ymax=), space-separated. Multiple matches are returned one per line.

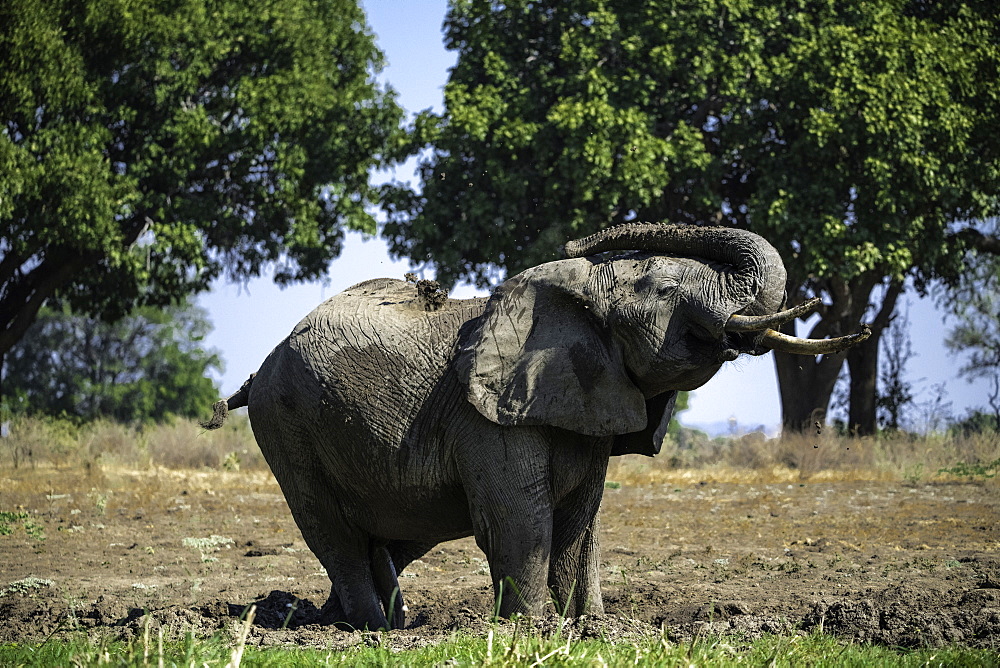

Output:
xmin=938 ymin=457 xmax=1000 ymax=480
xmin=0 ymin=512 xmax=44 ymax=541
xmin=384 ymin=0 xmax=1000 ymax=289
xmin=0 ymin=511 xmax=28 ymax=536
xmin=950 ymin=410 xmax=1000 ymax=437
xmin=3 ymin=301 xmax=221 ymax=423
xmin=0 ymin=0 xmax=404 ymax=355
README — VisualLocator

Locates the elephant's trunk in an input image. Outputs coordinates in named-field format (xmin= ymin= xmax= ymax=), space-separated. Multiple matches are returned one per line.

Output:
xmin=564 ymin=222 xmax=786 ymax=315
xmin=564 ymin=223 xmax=870 ymax=356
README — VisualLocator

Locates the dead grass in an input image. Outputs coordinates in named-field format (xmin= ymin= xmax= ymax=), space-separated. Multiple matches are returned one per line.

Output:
xmin=0 ymin=414 xmax=266 ymax=472
xmin=2 ymin=415 xmax=997 ymax=488
xmin=607 ymin=429 xmax=1000 ymax=485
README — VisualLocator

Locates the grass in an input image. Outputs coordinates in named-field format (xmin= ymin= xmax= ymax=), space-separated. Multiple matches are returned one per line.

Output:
xmin=1 ymin=414 xmax=266 ymax=472
xmin=607 ymin=428 xmax=1000 ymax=485
xmin=1 ymin=628 xmax=998 ymax=667
xmin=2 ymin=414 xmax=998 ymax=486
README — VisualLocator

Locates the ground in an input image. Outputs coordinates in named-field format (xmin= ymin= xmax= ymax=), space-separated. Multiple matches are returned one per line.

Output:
xmin=0 ymin=463 xmax=998 ymax=650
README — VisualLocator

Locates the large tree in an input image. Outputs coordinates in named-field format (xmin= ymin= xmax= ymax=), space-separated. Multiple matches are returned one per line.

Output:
xmin=0 ymin=0 xmax=403 ymax=362
xmin=383 ymin=0 xmax=1000 ymax=432
xmin=3 ymin=302 xmax=221 ymax=423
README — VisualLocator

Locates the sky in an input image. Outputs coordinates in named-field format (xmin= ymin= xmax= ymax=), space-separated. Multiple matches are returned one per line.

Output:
xmin=197 ymin=0 xmax=987 ymax=434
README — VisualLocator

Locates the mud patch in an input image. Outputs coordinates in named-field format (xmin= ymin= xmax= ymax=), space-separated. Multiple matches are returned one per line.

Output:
xmin=0 ymin=469 xmax=997 ymax=648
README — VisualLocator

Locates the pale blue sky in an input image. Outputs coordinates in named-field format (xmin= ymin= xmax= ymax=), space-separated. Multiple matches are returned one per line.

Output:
xmin=198 ymin=0 xmax=985 ymax=433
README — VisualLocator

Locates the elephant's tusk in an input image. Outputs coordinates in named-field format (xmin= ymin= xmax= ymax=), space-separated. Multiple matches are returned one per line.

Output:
xmin=725 ymin=298 xmax=822 ymax=332
xmin=762 ymin=324 xmax=872 ymax=356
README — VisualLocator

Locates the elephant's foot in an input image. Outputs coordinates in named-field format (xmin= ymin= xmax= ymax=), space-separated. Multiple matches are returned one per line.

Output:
xmin=317 ymin=543 xmax=407 ymax=631
xmin=492 ymin=574 xmax=550 ymax=619
xmin=320 ymin=589 xmax=353 ymax=630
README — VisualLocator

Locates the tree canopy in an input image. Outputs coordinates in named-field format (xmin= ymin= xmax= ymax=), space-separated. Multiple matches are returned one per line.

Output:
xmin=383 ymin=0 xmax=1000 ymax=431
xmin=3 ymin=302 xmax=221 ymax=423
xmin=0 ymin=0 xmax=404 ymax=358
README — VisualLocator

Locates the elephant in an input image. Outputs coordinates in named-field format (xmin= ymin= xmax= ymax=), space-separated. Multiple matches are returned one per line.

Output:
xmin=203 ymin=222 xmax=868 ymax=630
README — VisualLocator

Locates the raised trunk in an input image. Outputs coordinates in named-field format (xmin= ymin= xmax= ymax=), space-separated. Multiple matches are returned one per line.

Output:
xmin=564 ymin=223 xmax=787 ymax=315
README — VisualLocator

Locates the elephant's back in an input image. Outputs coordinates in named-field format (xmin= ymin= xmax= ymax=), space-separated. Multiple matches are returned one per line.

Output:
xmin=289 ymin=278 xmax=486 ymax=363
xmin=270 ymin=278 xmax=483 ymax=453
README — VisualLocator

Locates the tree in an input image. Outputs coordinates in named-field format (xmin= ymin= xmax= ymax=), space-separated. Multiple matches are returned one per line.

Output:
xmin=3 ymin=302 xmax=221 ymax=423
xmin=382 ymin=0 xmax=1000 ymax=433
xmin=0 ymin=0 xmax=403 ymax=364
xmin=944 ymin=248 xmax=1000 ymax=429
xmin=876 ymin=305 xmax=916 ymax=432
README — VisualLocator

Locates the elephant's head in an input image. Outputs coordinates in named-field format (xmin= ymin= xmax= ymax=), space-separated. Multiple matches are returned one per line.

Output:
xmin=457 ymin=223 xmax=868 ymax=455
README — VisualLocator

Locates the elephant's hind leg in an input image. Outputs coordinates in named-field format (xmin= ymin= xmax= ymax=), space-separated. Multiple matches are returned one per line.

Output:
xmin=319 ymin=541 xmax=395 ymax=631
xmin=371 ymin=544 xmax=405 ymax=629
xmin=255 ymin=436 xmax=391 ymax=629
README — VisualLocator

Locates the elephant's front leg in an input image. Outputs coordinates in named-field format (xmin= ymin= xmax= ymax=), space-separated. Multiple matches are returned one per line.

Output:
xmin=549 ymin=509 xmax=604 ymax=617
xmin=548 ymin=448 xmax=610 ymax=617
xmin=460 ymin=431 xmax=554 ymax=618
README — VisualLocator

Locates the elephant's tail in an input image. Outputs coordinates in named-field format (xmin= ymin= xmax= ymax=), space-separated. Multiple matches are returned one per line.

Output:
xmin=201 ymin=373 xmax=256 ymax=430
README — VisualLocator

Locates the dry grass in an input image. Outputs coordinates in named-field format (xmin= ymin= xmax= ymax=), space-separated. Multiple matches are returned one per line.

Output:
xmin=0 ymin=413 xmax=266 ymax=472
xmin=1 ymin=415 xmax=998 ymax=488
xmin=607 ymin=428 xmax=1000 ymax=485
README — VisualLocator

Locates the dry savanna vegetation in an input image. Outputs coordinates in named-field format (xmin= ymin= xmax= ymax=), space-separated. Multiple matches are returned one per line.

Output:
xmin=0 ymin=414 xmax=998 ymax=664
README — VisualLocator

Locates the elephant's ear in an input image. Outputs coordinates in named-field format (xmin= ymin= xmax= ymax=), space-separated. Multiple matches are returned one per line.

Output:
xmin=457 ymin=265 xmax=647 ymax=437
xmin=611 ymin=392 xmax=677 ymax=457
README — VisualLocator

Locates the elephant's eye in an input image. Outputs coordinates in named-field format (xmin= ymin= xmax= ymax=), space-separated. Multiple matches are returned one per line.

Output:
xmin=654 ymin=276 xmax=681 ymax=297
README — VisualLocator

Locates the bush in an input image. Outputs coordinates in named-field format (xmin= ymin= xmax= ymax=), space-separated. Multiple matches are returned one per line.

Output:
xmin=2 ymin=416 xmax=79 ymax=468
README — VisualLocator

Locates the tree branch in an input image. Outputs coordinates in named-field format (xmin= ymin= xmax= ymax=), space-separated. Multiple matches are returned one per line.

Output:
xmin=953 ymin=227 xmax=1000 ymax=254
xmin=0 ymin=252 xmax=92 ymax=357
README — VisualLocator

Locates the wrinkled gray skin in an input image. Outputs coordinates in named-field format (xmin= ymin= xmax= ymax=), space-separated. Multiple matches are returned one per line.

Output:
xmin=208 ymin=224 xmax=787 ymax=630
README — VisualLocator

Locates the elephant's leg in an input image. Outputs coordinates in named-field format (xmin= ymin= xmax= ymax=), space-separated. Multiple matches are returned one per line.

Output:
xmin=370 ymin=544 xmax=405 ymax=629
xmin=288 ymin=516 xmax=389 ymax=630
xmin=310 ymin=531 xmax=403 ymax=630
xmin=460 ymin=432 xmax=554 ymax=618
xmin=548 ymin=509 xmax=604 ymax=617
xmin=548 ymin=450 xmax=609 ymax=617
xmin=257 ymin=440 xmax=390 ymax=629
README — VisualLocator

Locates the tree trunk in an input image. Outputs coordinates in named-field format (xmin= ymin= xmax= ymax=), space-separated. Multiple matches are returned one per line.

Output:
xmin=775 ymin=272 xmax=879 ymax=433
xmin=774 ymin=347 xmax=845 ymax=431
xmin=846 ymin=335 xmax=879 ymax=435
xmin=845 ymin=279 xmax=903 ymax=436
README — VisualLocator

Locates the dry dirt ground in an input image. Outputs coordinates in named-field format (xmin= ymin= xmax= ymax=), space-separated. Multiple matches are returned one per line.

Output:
xmin=1 ymin=463 xmax=998 ymax=650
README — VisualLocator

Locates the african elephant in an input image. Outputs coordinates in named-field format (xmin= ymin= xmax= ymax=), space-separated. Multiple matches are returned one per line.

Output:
xmin=204 ymin=222 xmax=868 ymax=630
